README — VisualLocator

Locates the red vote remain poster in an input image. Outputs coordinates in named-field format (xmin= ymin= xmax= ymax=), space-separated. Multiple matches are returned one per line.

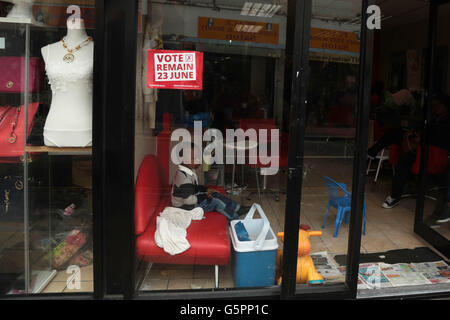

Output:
xmin=147 ymin=50 xmax=204 ymax=90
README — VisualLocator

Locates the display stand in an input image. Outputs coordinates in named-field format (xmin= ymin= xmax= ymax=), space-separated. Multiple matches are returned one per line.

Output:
xmin=0 ymin=19 xmax=58 ymax=295
xmin=0 ymin=16 xmax=32 ymax=24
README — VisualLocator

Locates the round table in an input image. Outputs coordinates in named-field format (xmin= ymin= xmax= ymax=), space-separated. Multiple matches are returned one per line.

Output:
xmin=224 ymin=139 xmax=258 ymax=196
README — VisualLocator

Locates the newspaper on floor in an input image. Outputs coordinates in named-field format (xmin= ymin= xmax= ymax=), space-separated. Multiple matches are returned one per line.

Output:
xmin=356 ymin=275 xmax=372 ymax=289
xmin=310 ymin=251 xmax=345 ymax=284
xmin=379 ymin=263 xmax=431 ymax=287
xmin=337 ymin=265 xmax=371 ymax=290
xmin=310 ymin=252 xmax=383 ymax=289
xmin=358 ymin=263 xmax=393 ymax=289
xmin=411 ymin=261 xmax=450 ymax=284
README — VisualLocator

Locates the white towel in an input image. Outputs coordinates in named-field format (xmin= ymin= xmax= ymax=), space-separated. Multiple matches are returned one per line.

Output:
xmin=154 ymin=207 xmax=204 ymax=256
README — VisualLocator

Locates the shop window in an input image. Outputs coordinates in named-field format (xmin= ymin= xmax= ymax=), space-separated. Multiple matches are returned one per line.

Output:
xmin=0 ymin=0 xmax=95 ymax=295
xmin=417 ymin=0 xmax=450 ymax=270
xmin=287 ymin=0 xmax=364 ymax=293
xmin=359 ymin=0 xmax=450 ymax=295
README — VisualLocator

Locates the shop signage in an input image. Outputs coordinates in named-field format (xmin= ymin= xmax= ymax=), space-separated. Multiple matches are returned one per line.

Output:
xmin=309 ymin=51 xmax=360 ymax=65
xmin=198 ymin=17 xmax=279 ymax=45
xmin=147 ymin=50 xmax=204 ymax=90
xmin=309 ymin=27 xmax=360 ymax=64
xmin=310 ymin=27 xmax=360 ymax=54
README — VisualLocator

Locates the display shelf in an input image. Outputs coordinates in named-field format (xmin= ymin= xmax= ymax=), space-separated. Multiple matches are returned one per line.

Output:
xmin=0 ymin=16 xmax=33 ymax=24
xmin=0 ymin=17 xmax=47 ymax=27
xmin=25 ymin=146 xmax=92 ymax=155
xmin=1 ymin=7 xmax=94 ymax=296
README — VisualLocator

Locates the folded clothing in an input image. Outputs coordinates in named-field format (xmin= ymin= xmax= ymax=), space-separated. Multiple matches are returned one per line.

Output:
xmin=154 ymin=207 xmax=204 ymax=256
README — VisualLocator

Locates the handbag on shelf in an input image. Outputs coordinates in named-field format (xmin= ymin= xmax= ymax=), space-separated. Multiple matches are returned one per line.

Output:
xmin=0 ymin=102 xmax=40 ymax=163
xmin=0 ymin=57 xmax=45 ymax=93
xmin=0 ymin=175 xmax=41 ymax=222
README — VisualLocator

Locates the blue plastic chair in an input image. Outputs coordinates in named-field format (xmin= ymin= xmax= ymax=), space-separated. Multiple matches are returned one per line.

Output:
xmin=321 ymin=176 xmax=367 ymax=238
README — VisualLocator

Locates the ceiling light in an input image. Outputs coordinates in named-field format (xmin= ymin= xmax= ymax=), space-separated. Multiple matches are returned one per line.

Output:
xmin=249 ymin=3 xmax=262 ymax=16
xmin=266 ymin=4 xmax=281 ymax=17
xmin=257 ymin=4 xmax=272 ymax=17
xmin=241 ymin=2 xmax=253 ymax=16
xmin=241 ymin=2 xmax=282 ymax=18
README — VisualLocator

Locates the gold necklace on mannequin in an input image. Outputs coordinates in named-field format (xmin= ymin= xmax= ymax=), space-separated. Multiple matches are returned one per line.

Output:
xmin=61 ymin=36 xmax=93 ymax=63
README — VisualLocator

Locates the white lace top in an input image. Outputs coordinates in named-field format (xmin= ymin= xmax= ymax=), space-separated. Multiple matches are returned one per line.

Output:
xmin=45 ymin=57 xmax=93 ymax=93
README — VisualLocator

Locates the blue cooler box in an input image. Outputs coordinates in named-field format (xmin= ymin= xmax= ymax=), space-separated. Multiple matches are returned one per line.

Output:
xmin=229 ymin=204 xmax=278 ymax=288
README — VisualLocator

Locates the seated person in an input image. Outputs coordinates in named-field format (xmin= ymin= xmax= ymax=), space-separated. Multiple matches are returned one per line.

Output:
xmin=368 ymin=89 xmax=417 ymax=158
xmin=383 ymin=94 xmax=450 ymax=209
xmin=171 ymin=142 xmax=250 ymax=220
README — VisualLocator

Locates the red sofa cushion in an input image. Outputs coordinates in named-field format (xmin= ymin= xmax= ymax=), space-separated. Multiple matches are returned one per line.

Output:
xmin=135 ymin=155 xmax=169 ymax=235
xmin=412 ymin=146 xmax=448 ymax=175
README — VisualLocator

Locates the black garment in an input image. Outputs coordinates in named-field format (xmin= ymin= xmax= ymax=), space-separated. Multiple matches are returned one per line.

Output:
xmin=428 ymin=114 xmax=450 ymax=151
xmin=172 ymin=171 xmax=207 ymax=201
xmin=430 ymin=166 xmax=450 ymax=218
xmin=368 ymin=127 xmax=404 ymax=157
xmin=391 ymin=151 xmax=417 ymax=199
xmin=391 ymin=147 xmax=449 ymax=200
xmin=369 ymin=115 xmax=450 ymax=158
xmin=387 ymin=114 xmax=450 ymax=200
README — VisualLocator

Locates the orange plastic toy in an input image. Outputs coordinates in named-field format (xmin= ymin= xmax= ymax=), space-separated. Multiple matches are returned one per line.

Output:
xmin=276 ymin=229 xmax=324 ymax=285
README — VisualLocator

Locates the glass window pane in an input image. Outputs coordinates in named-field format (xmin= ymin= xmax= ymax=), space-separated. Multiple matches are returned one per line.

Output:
xmin=421 ymin=2 xmax=450 ymax=257
xmin=296 ymin=0 xmax=362 ymax=291
xmin=0 ymin=1 xmax=95 ymax=295
xmin=135 ymin=0 xmax=291 ymax=292
xmin=361 ymin=0 xmax=449 ymax=294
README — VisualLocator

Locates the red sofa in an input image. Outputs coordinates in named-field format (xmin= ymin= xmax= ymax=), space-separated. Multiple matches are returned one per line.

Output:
xmin=134 ymin=155 xmax=231 ymax=288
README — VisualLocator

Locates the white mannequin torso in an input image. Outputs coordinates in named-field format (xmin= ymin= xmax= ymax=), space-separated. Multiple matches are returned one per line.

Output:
xmin=41 ymin=24 xmax=94 ymax=147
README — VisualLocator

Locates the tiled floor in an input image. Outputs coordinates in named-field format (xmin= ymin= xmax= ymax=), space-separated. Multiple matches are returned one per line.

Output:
xmin=41 ymin=265 xmax=93 ymax=294
xmin=136 ymin=159 xmax=449 ymax=291
xmin=39 ymin=159 xmax=450 ymax=293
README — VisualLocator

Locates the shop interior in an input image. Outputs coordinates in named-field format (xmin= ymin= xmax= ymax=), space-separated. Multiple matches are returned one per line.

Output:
xmin=132 ymin=0 xmax=450 ymax=293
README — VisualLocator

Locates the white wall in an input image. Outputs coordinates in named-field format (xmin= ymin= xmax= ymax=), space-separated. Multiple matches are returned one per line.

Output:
xmin=135 ymin=121 xmax=157 ymax=182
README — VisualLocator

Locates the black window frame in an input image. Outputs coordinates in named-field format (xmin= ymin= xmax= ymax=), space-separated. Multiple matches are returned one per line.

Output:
xmin=105 ymin=0 xmax=374 ymax=301
xmin=9 ymin=0 xmax=450 ymax=301
xmin=413 ymin=0 xmax=450 ymax=260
